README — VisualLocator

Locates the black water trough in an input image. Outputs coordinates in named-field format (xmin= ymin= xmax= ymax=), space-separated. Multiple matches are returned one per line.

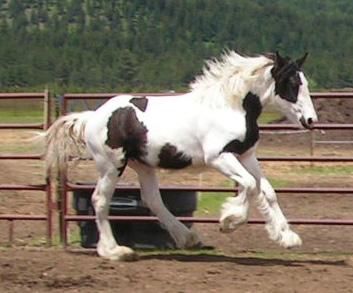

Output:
xmin=73 ymin=185 xmax=197 ymax=249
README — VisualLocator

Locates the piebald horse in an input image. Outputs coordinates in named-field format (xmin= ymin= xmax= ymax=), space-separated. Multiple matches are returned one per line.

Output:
xmin=44 ymin=51 xmax=317 ymax=260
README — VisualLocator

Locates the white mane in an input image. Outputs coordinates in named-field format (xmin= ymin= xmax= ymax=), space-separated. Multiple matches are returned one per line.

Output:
xmin=190 ymin=51 xmax=274 ymax=106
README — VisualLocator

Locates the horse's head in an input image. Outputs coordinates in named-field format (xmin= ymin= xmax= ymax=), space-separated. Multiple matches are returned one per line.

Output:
xmin=270 ymin=52 xmax=318 ymax=129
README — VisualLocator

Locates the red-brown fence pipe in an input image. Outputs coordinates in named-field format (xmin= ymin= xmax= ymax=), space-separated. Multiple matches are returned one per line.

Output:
xmin=66 ymin=182 xmax=353 ymax=195
xmin=0 ymin=154 xmax=42 ymax=160
xmin=0 ymin=123 xmax=44 ymax=129
xmin=0 ymin=93 xmax=47 ymax=99
xmin=46 ymin=176 xmax=53 ymax=246
xmin=60 ymin=171 xmax=69 ymax=247
xmin=64 ymin=215 xmax=353 ymax=226
xmin=62 ymin=92 xmax=353 ymax=100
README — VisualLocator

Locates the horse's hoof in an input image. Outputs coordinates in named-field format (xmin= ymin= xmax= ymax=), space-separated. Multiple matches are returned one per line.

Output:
xmin=184 ymin=231 xmax=201 ymax=248
xmin=219 ymin=214 xmax=246 ymax=233
xmin=279 ymin=230 xmax=302 ymax=249
xmin=118 ymin=250 xmax=139 ymax=262
xmin=98 ymin=245 xmax=138 ymax=261
xmin=187 ymin=242 xmax=215 ymax=250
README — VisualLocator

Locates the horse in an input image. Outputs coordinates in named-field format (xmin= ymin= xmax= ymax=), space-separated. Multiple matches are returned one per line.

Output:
xmin=44 ymin=51 xmax=318 ymax=260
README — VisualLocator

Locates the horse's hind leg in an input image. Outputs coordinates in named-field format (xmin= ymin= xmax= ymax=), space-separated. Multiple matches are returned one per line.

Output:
xmin=91 ymin=152 xmax=137 ymax=260
xmin=130 ymin=161 xmax=200 ymax=249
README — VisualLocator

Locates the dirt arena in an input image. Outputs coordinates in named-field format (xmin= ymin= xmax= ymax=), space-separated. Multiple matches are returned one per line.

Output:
xmin=0 ymin=98 xmax=352 ymax=292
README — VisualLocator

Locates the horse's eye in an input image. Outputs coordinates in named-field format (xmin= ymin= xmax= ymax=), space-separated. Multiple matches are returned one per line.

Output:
xmin=289 ymin=73 xmax=302 ymax=86
xmin=289 ymin=76 xmax=298 ymax=85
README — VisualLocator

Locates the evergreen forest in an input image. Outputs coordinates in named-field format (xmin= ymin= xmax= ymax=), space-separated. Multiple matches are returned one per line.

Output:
xmin=0 ymin=0 xmax=352 ymax=92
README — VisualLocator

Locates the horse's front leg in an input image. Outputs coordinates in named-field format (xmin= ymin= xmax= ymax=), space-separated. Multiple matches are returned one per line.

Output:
xmin=208 ymin=152 xmax=257 ymax=232
xmin=129 ymin=161 xmax=201 ymax=249
xmin=239 ymin=154 xmax=302 ymax=248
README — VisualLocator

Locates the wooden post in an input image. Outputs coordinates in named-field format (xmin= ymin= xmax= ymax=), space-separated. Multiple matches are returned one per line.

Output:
xmin=43 ymin=88 xmax=51 ymax=130
xmin=44 ymin=88 xmax=53 ymax=245
xmin=46 ymin=176 xmax=53 ymax=246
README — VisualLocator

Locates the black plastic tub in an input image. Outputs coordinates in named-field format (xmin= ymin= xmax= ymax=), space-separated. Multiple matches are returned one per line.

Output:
xmin=73 ymin=186 xmax=197 ymax=249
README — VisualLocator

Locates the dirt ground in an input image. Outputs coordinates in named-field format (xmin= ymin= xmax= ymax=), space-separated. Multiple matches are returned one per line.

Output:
xmin=0 ymin=98 xmax=353 ymax=292
xmin=0 ymin=239 xmax=352 ymax=293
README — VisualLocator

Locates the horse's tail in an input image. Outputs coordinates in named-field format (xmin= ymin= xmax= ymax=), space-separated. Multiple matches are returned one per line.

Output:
xmin=44 ymin=111 xmax=94 ymax=172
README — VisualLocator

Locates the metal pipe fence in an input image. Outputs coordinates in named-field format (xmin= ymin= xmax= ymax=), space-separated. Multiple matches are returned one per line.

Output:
xmin=0 ymin=91 xmax=53 ymax=245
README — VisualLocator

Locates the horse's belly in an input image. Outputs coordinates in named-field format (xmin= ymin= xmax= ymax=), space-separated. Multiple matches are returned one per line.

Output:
xmin=142 ymin=139 xmax=204 ymax=170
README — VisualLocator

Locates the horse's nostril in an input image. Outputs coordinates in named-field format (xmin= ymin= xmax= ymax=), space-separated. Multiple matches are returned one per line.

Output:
xmin=300 ymin=116 xmax=314 ymax=129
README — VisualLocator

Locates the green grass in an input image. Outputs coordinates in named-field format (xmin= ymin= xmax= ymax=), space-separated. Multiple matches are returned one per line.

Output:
xmin=196 ymin=192 xmax=229 ymax=216
xmin=289 ymin=165 xmax=353 ymax=176
xmin=68 ymin=227 xmax=84 ymax=247
xmin=0 ymin=143 xmax=40 ymax=153
xmin=0 ymin=108 xmax=44 ymax=123
xmin=23 ymin=227 xmax=82 ymax=248
xmin=259 ymin=111 xmax=282 ymax=124
xmin=267 ymin=177 xmax=292 ymax=188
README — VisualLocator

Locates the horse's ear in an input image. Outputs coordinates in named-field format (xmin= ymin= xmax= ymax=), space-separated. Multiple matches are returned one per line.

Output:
xmin=295 ymin=52 xmax=309 ymax=68
xmin=274 ymin=51 xmax=286 ymax=70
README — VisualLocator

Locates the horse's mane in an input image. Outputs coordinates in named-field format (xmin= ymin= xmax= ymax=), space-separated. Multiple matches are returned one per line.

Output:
xmin=190 ymin=51 xmax=274 ymax=106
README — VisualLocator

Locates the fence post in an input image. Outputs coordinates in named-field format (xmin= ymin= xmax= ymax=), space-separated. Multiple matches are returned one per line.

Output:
xmin=43 ymin=88 xmax=51 ymax=129
xmin=53 ymin=95 xmax=64 ymax=245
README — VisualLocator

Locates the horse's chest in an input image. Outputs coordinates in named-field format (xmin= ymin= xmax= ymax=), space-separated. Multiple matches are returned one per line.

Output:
xmin=222 ymin=123 xmax=259 ymax=155
xmin=221 ymin=93 xmax=261 ymax=155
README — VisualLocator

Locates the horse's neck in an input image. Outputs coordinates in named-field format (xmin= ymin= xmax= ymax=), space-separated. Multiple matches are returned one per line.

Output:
xmin=191 ymin=65 xmax=274 ymax=112
xmin=191 ymin=85 xmax=231 ymax=109
xmin=245 ymin=67 xmax=275 ymax=108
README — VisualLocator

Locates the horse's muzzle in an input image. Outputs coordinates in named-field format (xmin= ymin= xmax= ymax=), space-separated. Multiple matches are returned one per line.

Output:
xmin=300 ymin=116 xmax=314 ymax=129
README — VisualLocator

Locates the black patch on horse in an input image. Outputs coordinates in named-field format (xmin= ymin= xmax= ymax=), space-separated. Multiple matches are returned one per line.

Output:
xmin=271 ymin=54 xmax=302 ymax=103
xmin=129 ymin=96 xmax=148 ymax=112
xmin=222 ymin=93 xmax=262 ymax=155
xmin=117 ymin=161 xmax=128 ymax=176
xmin=106 ymin=107 xmax=148 ymax=160
xmin=158 ymin=143 xmax=192 ymax=169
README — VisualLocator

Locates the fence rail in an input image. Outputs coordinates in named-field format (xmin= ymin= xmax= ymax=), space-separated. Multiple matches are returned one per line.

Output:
xmin=66 ymin=182 xmax=353 ymax=195
xmin=0 ymin=92 xmax=49 ymax=99
xmin=64 ymin=215 xmax=353 ymax=226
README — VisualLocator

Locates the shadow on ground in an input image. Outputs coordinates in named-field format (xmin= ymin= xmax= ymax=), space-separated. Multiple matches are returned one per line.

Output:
xmin=140 ymin=253 xmax=348 ymax=267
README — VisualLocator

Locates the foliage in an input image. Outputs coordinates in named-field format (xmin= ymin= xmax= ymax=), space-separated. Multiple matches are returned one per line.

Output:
xmin=0 ymin=0 xmax=352 ymax=92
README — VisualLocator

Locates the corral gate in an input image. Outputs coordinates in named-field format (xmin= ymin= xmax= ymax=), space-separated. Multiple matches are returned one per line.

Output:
xmin=0 ymin=92 xmax=53 ymax=245
xmin=58 ymin=92 xmax=353 ymax=247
